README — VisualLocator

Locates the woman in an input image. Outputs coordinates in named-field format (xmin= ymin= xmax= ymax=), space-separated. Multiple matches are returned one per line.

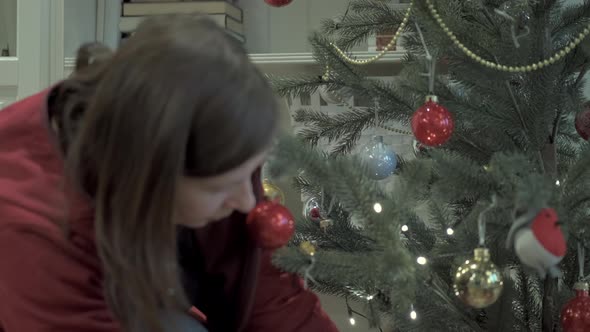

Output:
xmin=0 ymin=15 xmax=338 ymax=332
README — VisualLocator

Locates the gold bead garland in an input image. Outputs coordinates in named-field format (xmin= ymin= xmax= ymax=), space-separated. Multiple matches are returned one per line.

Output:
xmin=377 ymin=123 xmax=413 ymax=135
xmin=330 ymin=1 xmax=414 ymax=65
xmin=328 ymin=0 xmax=590 ymax=73
xmin=425 ymin=0 xmax=590 ymax=72
xmin=322 ymin=0 xmax=590 ymax=137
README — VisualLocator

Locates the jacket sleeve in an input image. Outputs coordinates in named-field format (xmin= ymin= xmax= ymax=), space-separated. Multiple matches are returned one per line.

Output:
xmin=245 ymin=249 xmax=339 ymax=332
xmin=0 ymin=225 xmax=121 ymax=332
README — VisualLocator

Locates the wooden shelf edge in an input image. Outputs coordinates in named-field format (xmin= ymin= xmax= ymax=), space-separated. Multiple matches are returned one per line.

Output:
xmin=249 ymin=51 xmax=405 ymax=64
xmin=63 ymin=51 xmax=405 ymax=77
xmin=0 ymin=57 xmax=19 ymax=86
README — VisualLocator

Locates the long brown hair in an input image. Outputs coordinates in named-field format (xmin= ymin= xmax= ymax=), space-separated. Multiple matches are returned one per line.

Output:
xmin=57 ymin=15 xmax=279 ymax=331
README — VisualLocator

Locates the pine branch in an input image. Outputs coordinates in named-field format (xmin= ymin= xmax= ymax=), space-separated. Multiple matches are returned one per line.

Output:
xmin=293 ymin=106 xmax=375 ymax=154
xmin=563 ymin=143 xmax=590 ymax=192
xmin=274 ymin=248 xmax=377 ymax=284
xmin=553 ymin=0 xmax=590 ymax=34
xmin=309 ymin=32 xmax=369 ymax=84
xmin=290 ymin=79 xmax=417 ymax=154
xmin=268 ymin=0 xmax=589 ymax=329
xmin=321 ymin=0 xmax=411 ymax=50
xmin=268 ymin=136 xmax=416 ymax=298
xmin=295 ymin=218 xmax=374 ymax=253
xmin=429 ymin=150 xmax=497 ymax=203
xmin=268 ymin=74 xmax=324 ymax=97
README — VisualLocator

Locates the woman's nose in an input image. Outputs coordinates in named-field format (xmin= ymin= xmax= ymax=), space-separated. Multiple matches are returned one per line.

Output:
xmin=227 ymin=180 xmax=256 ymax=214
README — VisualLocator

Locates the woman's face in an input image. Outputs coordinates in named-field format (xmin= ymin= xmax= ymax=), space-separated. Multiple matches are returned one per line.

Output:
xmin=174 ymin=151 xmax=268 ymax=228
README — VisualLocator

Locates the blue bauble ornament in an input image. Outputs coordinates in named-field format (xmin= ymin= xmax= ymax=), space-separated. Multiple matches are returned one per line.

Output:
xmin=360 ymin=135 xmax=397 ymax=180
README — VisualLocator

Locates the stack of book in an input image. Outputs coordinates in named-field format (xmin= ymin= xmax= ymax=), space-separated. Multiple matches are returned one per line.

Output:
xmin=120 ymin=1 xmax=245 ymax=43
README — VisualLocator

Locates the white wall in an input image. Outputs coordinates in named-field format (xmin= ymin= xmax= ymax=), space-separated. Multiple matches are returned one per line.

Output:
xmin=64 ymin=0 xmax=120 ymax=58
xmin=62 ymin=0 xmax=361 ymax=56
xmin=0 ymin=0 xmax=17 ymax=56
xmin=241 ymin=0 xmax=367 ymax=54
xmin=64 ymin=0 xmax=97 ymax=57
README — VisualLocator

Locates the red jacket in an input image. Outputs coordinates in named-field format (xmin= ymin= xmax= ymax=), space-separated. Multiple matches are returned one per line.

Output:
xmin=0 ymin=88 xmax=338 ymax=332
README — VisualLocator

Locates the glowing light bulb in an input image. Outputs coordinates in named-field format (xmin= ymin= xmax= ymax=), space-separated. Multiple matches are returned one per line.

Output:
xmin=417 ymin=256 xmax=427 ymax=265
xmin=401 ymin=225 xmax=409 ymax=232
xmin=410 ymin=310 xmax=417 ymax=320
xmin=349 ymin=317 xmax=356 ymax=325
xmin=446 ymin=228 xmax=454 ymax=235
xmin=556 ymin=180 xmax=561 ymax=186
xmin=373 ymin=203 xmax=383 ymax=213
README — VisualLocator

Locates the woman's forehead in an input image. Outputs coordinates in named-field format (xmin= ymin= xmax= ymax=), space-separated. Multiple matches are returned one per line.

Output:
xmin=204 ymin=150 xmax=268 ymax=182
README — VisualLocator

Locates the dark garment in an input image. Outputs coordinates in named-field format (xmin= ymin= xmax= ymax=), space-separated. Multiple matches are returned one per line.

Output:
xmin=161 ymin=312 xmax=208 ymax=332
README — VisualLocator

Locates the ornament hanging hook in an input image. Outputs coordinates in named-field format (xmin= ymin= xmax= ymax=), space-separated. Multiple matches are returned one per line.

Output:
xmin=327 ymin=196 xmax=336 ymax=216
xmin=374 ymin=97 xmax=380 ymax=135
xmin=493 ymin=8 xmax=530 ymax=49
xmin=319 ymin=187 xmax=336 ymax=218
xmin=302 ymin=255 xmax=318 ymax=289
xmin=414 ymin=22 xmax=436 ymax=94
xmin=579 ymin=242 xmax=585 ymax=281
xmin=478 ymin=195 xmax=498 ymax=247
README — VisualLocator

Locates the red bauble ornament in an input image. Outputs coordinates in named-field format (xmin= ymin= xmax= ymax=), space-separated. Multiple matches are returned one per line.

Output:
xmin=303 ymin=197 xmax=323 ymax=223
xmin=246 ymin=201 xmax=295 ymax=249
xmin=575 ymin=110 xmax=590 ymax=140
xmin=411 ymin=96 xmax=454 ymax=146
xmin=310 ymin=207 xmax=321 ymax=220
xmin=561 ymin=282 xmax=590 ymax=332
xmin=265 ymin=0 xmax=294 ymax=7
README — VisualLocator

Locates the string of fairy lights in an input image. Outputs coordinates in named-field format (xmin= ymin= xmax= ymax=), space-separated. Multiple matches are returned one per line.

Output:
xmin=316 ymin=0 xmax=590 ymax=327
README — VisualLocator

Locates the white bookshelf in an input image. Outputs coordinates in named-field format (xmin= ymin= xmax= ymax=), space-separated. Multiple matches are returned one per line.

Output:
xmin=59 ymin=0 xmax=407 ymax=78
xmin=0 ymin=0 xmax=60 ymax=109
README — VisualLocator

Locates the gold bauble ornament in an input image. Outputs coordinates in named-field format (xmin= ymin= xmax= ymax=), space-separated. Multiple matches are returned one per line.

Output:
xmin=300 ymin=241 xmax=316 ymax=256
xmin=453 ymin=247 xmax=504 ymax=308
xmin=262 ymin=179 xmax=285 ymax=204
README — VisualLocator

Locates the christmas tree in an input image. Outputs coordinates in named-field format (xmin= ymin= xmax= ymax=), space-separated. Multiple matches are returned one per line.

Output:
xmin=266 ymin=0 xmax=590 ymax=331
